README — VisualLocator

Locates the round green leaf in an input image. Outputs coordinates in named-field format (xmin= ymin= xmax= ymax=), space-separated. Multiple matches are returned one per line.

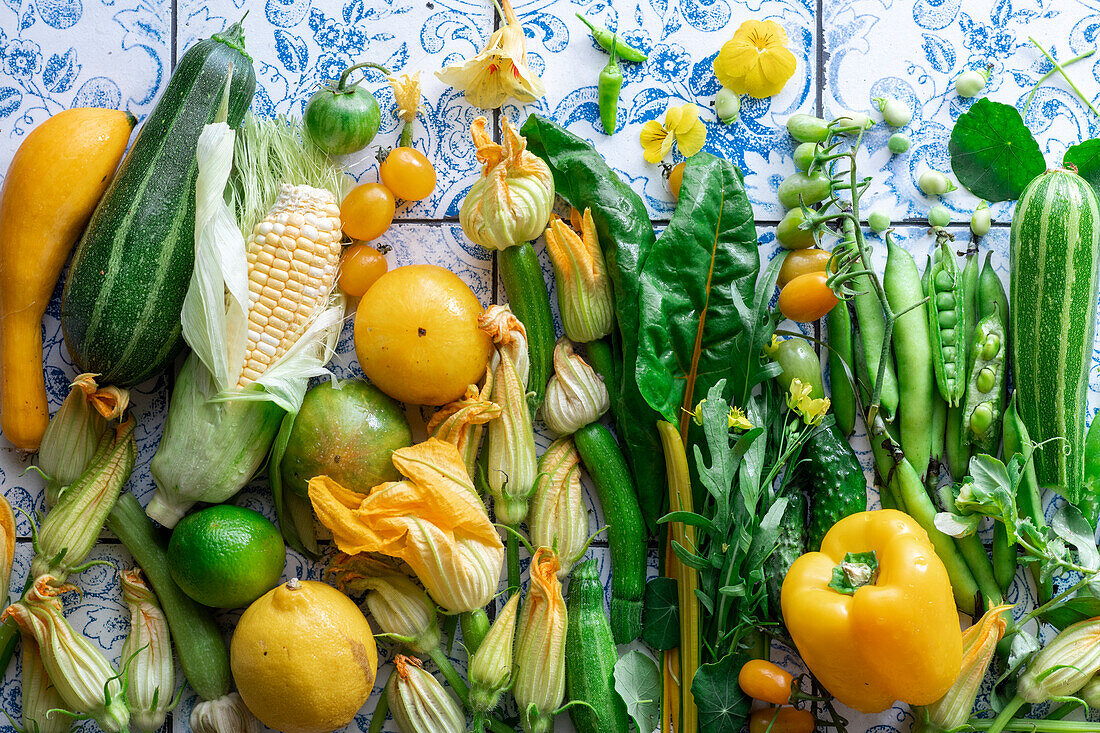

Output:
xmin=949 ymin=98 xmax=1046 ymax=202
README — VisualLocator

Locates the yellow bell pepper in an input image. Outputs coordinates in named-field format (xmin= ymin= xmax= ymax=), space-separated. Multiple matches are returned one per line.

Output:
xmin=780 ymin=509 xmax=963 ymax=713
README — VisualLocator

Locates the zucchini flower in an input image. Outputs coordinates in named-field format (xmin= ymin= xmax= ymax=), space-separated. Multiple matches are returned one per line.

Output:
xmin=20 ymin=632 xmax=69 ymax=733
xmin=308 ymin=438 xmax=504 ymax=613
xmin=469 ymin=592 xmax=520 ymax=713
xmin=912 ymin=604 xmax=1011 ymax=733
xmin=426 ymin=368 xmax=500 ymax=478
xmin=435 ymin=0 xmax=545 ymax=109
xmin=191 ymin=693 xmax=257 ymax=733
xmin=37 ymin=373 xmax=128 ymax=506
xmin=542 ymin=339 xmax=609 ymax=436
xmin=387 ymin=655 xmax=466 ymax=733
xmin=460 ymin=117 xmax=554 ymax=252
xmin=31 ymin=418 xmax=136 ymax=583
xmin=479 ymin=304 xmax=530 ymax=387
xmin=328 ymin=553 xmax=440 ymax=656
xmin=120 ymin=569 xmax=175 ymax=733
xmin=2 ymin=576 xmax=129 ymax=733
xmin=1017 ymin=617 xmax=1100 ymax=703
xmin=1079 ymin=674 xmax=1100 ymax=709
xmin=514 ymin=548 xmax=567 ymax=733
xmin=528 ymin=438 xmax=589 ymax=576
xmin=388 ymin=71 xmax=421 ymax=147
xmin=544 ymin=210 xmax=614 ymax=343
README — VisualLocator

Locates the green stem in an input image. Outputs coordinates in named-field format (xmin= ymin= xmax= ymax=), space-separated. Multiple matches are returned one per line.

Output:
xmin=970 ymin=717 xmax=1100 ymax=732
xmin=506 ymin=531 xmax=521 ymax=596
xmin=368 ymin=673 xmax=390 ymax=733
xmin=1007 ymin=575 xmax=1090 ymax=635
xmin=1024 ymin=49 xmax=1096 ymax=115
xmin=428 ymin=647 xmax=470 ymax=706
xmin=399 ymin=121 xmax=414 ymax=148
xmin=486 ymin=717 xmax=516 ymax=733
xmin=1046 ymin=701 xmax=1080 ymax=721
xmin=1028 ymin=38 xmax=1100 ymax=117
xmin=336 ymin=61 xmax=391 ymax=92
xmin=460 ymin=609 xmax=490 ymax=656
xmin=983 ymin=696 xmax=1027 ymax=733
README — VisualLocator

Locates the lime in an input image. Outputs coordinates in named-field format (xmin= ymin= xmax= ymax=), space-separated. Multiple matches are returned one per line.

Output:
xmin=167 ymin=505 xmax=286 ymax=609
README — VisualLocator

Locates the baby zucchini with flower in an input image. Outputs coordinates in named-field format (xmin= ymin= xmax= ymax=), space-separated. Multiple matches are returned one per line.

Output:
xmin=121 ymin=569 xmax=178 ymax=733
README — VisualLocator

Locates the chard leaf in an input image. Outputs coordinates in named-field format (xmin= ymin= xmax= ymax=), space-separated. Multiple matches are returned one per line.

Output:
xmin=641 ymin=577 xmax=680 ymax=650
xmin=636 ymin=153 xmax=760 ymax=427
xmin=949 ymin=98 xmax=1045 ymax=202
xmin=613 ymin=650 xmax=661 ymax=733
xmin=1063 ymin=139 xmax=1100 ymax=198
xmin=692 ymin=652 xmax=750 ymax=732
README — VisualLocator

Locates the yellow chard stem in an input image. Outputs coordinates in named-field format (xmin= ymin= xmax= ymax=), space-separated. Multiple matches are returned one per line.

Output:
xmin=658 ymin=420 xmax=699 ymax=733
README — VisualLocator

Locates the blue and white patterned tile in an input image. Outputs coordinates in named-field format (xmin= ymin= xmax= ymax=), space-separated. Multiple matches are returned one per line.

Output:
xmin=178 ymin=0 xmax=493 ymax=220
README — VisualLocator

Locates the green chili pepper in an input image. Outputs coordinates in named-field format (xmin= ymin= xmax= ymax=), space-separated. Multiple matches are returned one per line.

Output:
xmin=598 ymin=38 xmax=623 ymax=135
xmin=575 ymin=13 xmax=648 ymax=63
xmin=1004 ymin=393 xmax=1053 ymax=604
xmin=826 ymin=300 xmax=857 ymax=436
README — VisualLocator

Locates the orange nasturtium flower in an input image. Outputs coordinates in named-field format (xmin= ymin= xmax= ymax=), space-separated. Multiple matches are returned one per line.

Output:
xmin=714 ymin=19 xmax=797 ymax=99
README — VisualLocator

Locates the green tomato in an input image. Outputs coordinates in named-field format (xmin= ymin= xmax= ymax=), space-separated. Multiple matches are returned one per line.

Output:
xmin=777 ymin=207 xmax=817 ymax=249
xmin=765 ymin=336 xmax=825 ymax=398
xmin=793 ymin=142 xmax=817 ymax=172
xmin=835 ymin=111 xmax=874 ymax=133
xmin=303 ymin=62 xmax=387 ymax=156
xmin=887 ymin=133 xmax=911 ymax=154
xmin=955 ymin=69 xmax=988 ymax=98
xmin=971 ymin=202 xmax=992 ymax=237
xmin=786 ymin=114 xmax=829 ymax=143
xmin=928 ymin=205 xmax=952 ymax=228
xmin=868 ymin=209 xmax=891 ymax=233
xmin=876 ymin=96 xmax=912 ymax=127
xmin=778 ymin=171 xmax=832 ymax=210
xmin=716 ymin=87 xmax=741 ymax=125
xmin=918 ymin=169 xmax=955 ymax=196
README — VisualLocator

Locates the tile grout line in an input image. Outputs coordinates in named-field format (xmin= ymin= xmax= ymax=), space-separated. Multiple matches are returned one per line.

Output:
xmin=491 ymin=0 xmax=501 ymax=306
xmin=815 ymin=0 xmax=824 ymax=118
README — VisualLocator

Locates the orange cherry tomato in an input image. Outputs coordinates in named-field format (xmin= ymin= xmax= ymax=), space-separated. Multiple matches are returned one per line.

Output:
xmin=341 ymin=182 xmax=395 ymax=241
xmin=380 ymin=147 xmax=437 ymax=201
xmin=339 ymin=243 xmax=388 ymax=297
xmin=738 ymin=659 xmax=794 ymax=704
xmin=749 ymin=707 xmax=815 ymax=733
xmin=778 ymin=271 xmax=839 ymax=323
xmin=777 ymin=248 xmax=831 ymax=287
xmin=668 ymin=161 xmax=686 ymax=200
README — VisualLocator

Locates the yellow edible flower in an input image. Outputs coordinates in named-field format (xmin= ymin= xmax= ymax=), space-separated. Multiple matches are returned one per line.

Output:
xmin=714 ymin=19 xmax=797 ymax=99
xmin=427 ymin=368 xmax=501 ymax=478
xmin=435 ymin=0 xmax=545 ymax=109
xmin=785 ymin=378 xmax=813 ymax=411
xmin=388 ymin=71 xmax=422 ymax=123
xmin=797 ymin=395 xmax=831 ymax=426
xmin=513 ymin=549 xmax=567 ymax=733
xmin=639 ymin=103 xmax=707 ymax=163
xmin=727 ymin=406 xmax=753 ymax=431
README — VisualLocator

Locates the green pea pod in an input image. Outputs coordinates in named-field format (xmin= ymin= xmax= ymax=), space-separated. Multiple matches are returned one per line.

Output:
xmin=597 ymin=39 xmax=623 ymax=135
xmin=966 ymin=253 xmax=1009 ymax=456
xmin=826 ymin=300 xmax=857 ymax=436
xmin=1080 ymin=416 xmax=1100 ymax=527
xmin=851 ymin=271 xmax=900 ymax=422
xmin=961 ymin=312 xmax=1006 ymax=456
xmin=575 ymin=14 xmax=648 ymax=62
xmin=884 ymin=233 xmax=933 ymax=478
xmin=924 ymin=256 xmax=948 ymax=471
xmin=927 ymin=240 xmax=971 ymax=406
xmin=991 ymin=520 xmax=1016 ymax=593
xmin=1004 ymin=393 xmax=1052 ymax=604
xmin=766 ymin=336 xmax=824 ymax=398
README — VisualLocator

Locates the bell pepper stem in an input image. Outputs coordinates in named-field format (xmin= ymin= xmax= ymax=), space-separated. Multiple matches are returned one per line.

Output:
xmin=336 ymin=62 xmax=391 ymax=92
xmin=982 ymin=695 xmax=1027 ymax=733
xmin=428 ymin=646 xmax=470 ymax=706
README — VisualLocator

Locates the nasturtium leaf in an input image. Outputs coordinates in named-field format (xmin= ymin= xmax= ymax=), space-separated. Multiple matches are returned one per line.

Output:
xmin=692 ymin=651 xmax=750 ymax=733
xmin=949 ymin=98 xmax=1046 ymax=202
xmin=1064 ymin=139 xmax=1100 ymax=198
xmin=613 ymin=650 xmax=661 ymax=733
xmin=641 ymin=576 xmax=679 ymax=650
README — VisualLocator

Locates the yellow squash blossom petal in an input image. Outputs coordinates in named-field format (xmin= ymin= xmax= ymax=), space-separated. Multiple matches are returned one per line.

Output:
xmin=388 ymin=71 xmax=422 ymax=123
xmin=714 ymin=19 xmax=797 ymax=99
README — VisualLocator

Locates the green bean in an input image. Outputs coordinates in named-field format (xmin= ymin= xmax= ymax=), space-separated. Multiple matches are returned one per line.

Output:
xmin=924 ymin=256 xmax=948 ymax=472
xmin=597 ymin=39 xmax=623 ymax=134
xmin=944 ymin=405 xmax=970 ymax=481
xmin=852 ymin=270 xmax=900 ymax=421
xmin=1004 ymin=393 xmax=1052 ymax=604
xmin=826 ymin=300 xmax=857 ymax=436
xmin=884 ymin=233 xmax=933 ymax=478
xmin=991 ymin=521 xmax=1016 ymax=593
xmin=927 ymin=238 xmax=972 ymax=406
xmin=575 ymin=14 xmax=648 ymax=62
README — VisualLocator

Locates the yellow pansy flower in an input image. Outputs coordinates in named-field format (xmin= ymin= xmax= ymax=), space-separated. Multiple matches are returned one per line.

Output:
xmin=714 ymin=19 xmax=797 ymax=99
xmin=639 ymin=103 xmax=707 ymax=164
xmin=727 ymin=406 xmax=753 ymax=431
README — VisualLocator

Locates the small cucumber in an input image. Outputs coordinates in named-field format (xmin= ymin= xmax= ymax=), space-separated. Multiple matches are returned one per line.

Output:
xmin=765 ymin=490 xmax=805 ymax=620
xmin=499 ymin=243 xmax=555 ymax=410
xmin=796 ymin=421 xmax=867 ymax=551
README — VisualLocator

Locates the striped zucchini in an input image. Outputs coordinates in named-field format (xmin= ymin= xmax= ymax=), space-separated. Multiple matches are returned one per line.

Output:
xmin=60 ymin=23 xmax=256 ymax=387
xmin=1010 ymin=168 xmax=1100 ymax=504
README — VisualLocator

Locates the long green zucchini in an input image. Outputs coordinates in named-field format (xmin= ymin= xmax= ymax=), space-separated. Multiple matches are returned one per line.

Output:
xmin=1010 ymin=168 xmax=1100 ymax=504
xmin=61 ymin=22 xmax=256 ymax=387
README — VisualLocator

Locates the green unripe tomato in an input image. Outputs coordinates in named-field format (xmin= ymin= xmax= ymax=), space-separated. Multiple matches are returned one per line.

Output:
xmin=971 ymin=202 xmax=992 ymax=237
xmin=764 ymin=336 xmax=825 ymax=398
xmin=956 ymin=69 xmax=988 ymax=98
xmin=868 ymin=209 xmax=891 ymax=233
xmin=876 ymin=96 xmax=912 ymax=127
xmin=835 ymin=111 xmax=874 ymax=133
xmin=793 ymin=142 xmax=817 ymax=172
xmin=786 ymin=114 xmax=829 ymax=143
xmin=777 ymin=207 xmax=817 ymax=249
xmin=716 ymin=87 xmax=741 ymax=125
xmin=888 ymin=133 xmax=911 ymax=154
xmin=778 ymin=171 xmax=832 ymax=209
xmin=303 ymin=61 xmax=387 ymax=156
xmin=918 ymin=169 xmax=955 ymax=196
xmin=928 ymin=205 xmax=952 ymax=228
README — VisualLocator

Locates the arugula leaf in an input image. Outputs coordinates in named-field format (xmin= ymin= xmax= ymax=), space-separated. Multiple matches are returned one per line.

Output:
xmin=692 ymin=652 xmax=750 ymax=732
xmin=949 ymin=98 xmax=1046 ymax=202
xmin=613 ymin=650 xmax=661 ymax=733
xmin=1064 ymin=139 xmax=1100 ymax=197
xmin=641 ymin=577 xmax=680 ymax=650
xmin=635 ymin=153 xmax=760 ymax=427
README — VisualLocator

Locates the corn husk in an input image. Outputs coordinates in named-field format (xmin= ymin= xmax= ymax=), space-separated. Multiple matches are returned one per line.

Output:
xmin=147 ymin=114 xmax=345 ymax=528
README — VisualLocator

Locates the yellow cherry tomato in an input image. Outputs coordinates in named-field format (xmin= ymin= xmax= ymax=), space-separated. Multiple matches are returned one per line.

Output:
xmin=748 ymin=708 xmax=815 ymax=733
xmin=380 ymin=147 xmax=437 ymax=201
xmin=341 ymin=183 xmax=395 ymax=241
xmin=738 ymin=659 xmax=794 ymax=704
xmin=778 ymin=271 xmax=839 ymax=322
xmin=777 ymin=248 xmax=831 ymax=287
xmin=339 ymin=243 xmax=388 ymax=297
xmin=669 ymin=161 xmax=686 ymax=200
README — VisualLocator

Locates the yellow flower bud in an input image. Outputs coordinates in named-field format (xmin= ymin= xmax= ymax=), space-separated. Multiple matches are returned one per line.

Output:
xmin=544 ymin=210 xmax=614 ymax=343
xmin=528 ymin=438 xmax=589 ymax=576
xmin=388 ymin=71 xmax=422 ymax=124
xmin=469 ymin=593 xmax=520 ymax=712
xmin=542 ymin=339 xmax=609 ymax=436
xmin=460 ymin=117 xmax=554 ymax=251
xmin=121 ymin=569 xmax=175 ymax=733
xmin=2 ymin=577 xmax=130 ymax=733
xmin=19 ymin=632 xmax=69 ymax=733
xmin=387 ymin=655 xmax=465 ymax=733
xmin=427 ymin=368 xmax=500 ymax=478
xmin=1018 ymin=616 xmax=1100 ymax=703
xmin=479 ymin=304 xmax=530 ymax=388
xmin=190 ymin=693 xmax=257 ymax=733
xmin=514 ymin=548 xmax=567 ymax=733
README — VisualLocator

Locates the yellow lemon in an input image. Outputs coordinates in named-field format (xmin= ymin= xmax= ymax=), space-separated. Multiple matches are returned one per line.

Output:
xmin=231 ymin=578 xmax=377 ymax=733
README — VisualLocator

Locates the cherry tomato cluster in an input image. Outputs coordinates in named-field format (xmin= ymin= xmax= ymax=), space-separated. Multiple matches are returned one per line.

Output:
xmin=738 ymin=660 xmax=816 ymax=733
xmin=338 ymin=147 xmax=438 ymax=297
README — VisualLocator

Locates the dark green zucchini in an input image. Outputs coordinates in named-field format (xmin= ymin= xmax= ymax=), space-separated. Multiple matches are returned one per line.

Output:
xmin=61 ymin=22 xmax=256 ymax=387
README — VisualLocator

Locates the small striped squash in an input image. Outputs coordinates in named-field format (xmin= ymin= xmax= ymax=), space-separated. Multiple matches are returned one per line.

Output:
xmin=1010 ymin=167 xmax=1100 ymax=503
